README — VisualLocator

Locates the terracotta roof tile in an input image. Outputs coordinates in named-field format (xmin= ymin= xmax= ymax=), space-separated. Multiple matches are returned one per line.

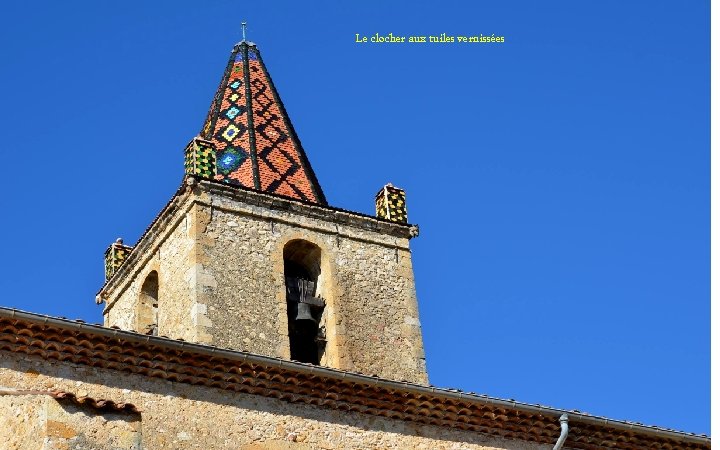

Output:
xmin=0 ymin=388 xmax=139 ymax=414
xmin=200 ymin=42 xmax=326 ymax=204
xmin=0 ymin=307 xmax=709 ymax=450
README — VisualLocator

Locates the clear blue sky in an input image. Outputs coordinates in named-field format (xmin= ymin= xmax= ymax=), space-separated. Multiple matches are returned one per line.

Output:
xmin=0 ymin=0 xmax=709 ymax=435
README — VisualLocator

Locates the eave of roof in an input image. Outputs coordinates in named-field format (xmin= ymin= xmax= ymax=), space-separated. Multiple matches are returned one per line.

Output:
xmin=0 ymin=307 xmax=709 ymax=450
xmin=0 ymin=388 xmax=139 ymax=414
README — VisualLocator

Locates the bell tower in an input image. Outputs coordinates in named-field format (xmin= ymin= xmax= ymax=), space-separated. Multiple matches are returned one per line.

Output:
xmin=96 ymin=40 xmax=427 ymax=384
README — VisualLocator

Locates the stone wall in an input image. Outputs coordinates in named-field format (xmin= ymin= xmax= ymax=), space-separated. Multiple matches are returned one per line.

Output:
xmin=0 ymin=386 xmax=140 ymax=449
xmin=105 ymin=205 xmax=205 ymax=344
xmin=102 ymin=181 xmax=427 ymax=385
xmin=0 ymin=351 xmax=545 ymax=450
xmin=0 ymin=393 xmax=45 ymax=449
xmin=196 ymin=185 xmax=427 ymax=383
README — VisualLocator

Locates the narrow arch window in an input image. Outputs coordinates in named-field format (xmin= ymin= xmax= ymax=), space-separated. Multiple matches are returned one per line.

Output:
xmin=137 ymin=271 xmax=159 ymax=336
xmin=284 ymin=240 xmax=326 ymax=364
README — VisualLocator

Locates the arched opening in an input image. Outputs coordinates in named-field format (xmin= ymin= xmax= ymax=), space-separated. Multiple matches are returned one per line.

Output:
xmin=284 ymin=240 xmax=325 ymax=364
xmin=137 ymin=271 xmax=159 ymax=336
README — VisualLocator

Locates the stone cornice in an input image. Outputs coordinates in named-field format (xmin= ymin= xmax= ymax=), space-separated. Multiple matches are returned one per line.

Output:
xmin=193 ymin=177 xmax=418 ymax=240
xmin=97 ymin=176 xmax=418 ymax=310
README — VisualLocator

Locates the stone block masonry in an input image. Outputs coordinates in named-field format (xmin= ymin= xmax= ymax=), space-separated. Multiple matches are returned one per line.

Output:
xmin=100 ymin=178 xmax=428 ymax=385
xmin=0 ymin=385 xmax=140 ymax=449
xmin=0 ymin=351 xmax=541 ymax=450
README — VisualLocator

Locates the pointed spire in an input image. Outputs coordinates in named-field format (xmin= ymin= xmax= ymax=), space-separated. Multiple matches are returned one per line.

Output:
xmin=199 ymin=41 xmax=327 ymax=204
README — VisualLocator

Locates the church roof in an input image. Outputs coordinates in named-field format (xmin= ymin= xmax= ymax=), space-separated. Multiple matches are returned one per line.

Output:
xmin=199 ymin=41 xmax=326 ymax=204
xmin=0 ymin=307 xmax=710 ymax=450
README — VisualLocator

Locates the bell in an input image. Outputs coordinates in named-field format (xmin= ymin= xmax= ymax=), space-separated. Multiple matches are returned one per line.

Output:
xmin=292 ymin=302 xmax=317 ymax=324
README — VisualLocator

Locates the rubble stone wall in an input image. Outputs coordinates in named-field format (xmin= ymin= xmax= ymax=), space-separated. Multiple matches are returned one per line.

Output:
xmin=103 ymin=183 xmax=427 ymax=385
xmin=0 ymin=351 xmax=544 ymax=450
xmin=105 ymin=205 xmax=203 ymax=344
xmin=200 ymin=187 xmax=426 ymax=383
xmin=0 ymin=384 xmax=140 ymax=450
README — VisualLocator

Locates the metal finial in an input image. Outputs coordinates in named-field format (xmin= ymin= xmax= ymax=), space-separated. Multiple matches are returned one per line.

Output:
xmin=241 ymin=22 xmax=247 ymax=41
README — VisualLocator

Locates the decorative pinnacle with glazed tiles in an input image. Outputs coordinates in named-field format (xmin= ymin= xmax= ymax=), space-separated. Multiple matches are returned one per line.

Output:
xmin=199 ymin=42 xmax=326 ymax=204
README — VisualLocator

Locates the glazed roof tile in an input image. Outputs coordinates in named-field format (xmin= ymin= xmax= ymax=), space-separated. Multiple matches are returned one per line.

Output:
xmin=200 ymin=41 xmax=326 ymax=204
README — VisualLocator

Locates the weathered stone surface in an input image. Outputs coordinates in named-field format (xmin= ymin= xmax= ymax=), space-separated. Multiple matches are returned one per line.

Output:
xmin=0 ymin=382 xmax=140 ymax=450
xmin=0 ymin=351 xmax=542 ymax=450
xmin=102 ymin=181 xmax=427 ymax=384
xmin=0 ymin=393 xmax=45 ymax=449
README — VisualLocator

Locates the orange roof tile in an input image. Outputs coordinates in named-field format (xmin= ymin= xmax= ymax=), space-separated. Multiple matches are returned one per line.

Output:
xmin=200 ymin=41 xmax=326 ymax=204
xmin=0 ymin=307 xmax=710 ymax=450
xmin=0 ymin=388 xmax=139 ymax=414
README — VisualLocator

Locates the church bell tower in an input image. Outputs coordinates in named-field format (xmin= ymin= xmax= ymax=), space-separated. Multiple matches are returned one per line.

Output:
xmin=96 ymin=40 xmax=427 ymax=384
